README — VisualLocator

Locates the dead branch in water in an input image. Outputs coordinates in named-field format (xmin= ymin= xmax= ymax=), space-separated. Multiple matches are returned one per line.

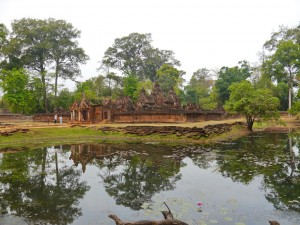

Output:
xmin=108 ymin=202 xmax=188 ymax=225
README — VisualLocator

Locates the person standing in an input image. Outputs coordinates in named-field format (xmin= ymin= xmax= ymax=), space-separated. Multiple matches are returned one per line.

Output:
xmin=59 ymin=115 xmax=63 ymax=124
xmin=54 ymin=114 xmax=57 ymax=123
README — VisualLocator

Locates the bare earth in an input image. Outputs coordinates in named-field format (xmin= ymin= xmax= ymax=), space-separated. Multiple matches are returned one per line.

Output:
xmin=0 ymin=115 xmax=298 ymax=131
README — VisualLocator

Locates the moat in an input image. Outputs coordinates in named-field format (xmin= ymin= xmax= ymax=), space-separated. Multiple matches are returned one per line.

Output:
xmin=0 ymin=132 xmax=299 ymax=225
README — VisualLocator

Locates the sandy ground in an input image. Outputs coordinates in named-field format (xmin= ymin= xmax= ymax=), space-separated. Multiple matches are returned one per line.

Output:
xmin=0 ymin=116 xmax=298 ymax=131
xmin=0 ymin=118 xmax=245 ymax=130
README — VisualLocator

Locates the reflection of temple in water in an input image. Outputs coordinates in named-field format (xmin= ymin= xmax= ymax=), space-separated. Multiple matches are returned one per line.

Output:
xmin=69 ymin=144 xmax=115 ymax=173
xmin=69 ymin=143 xmax=182 ymax=173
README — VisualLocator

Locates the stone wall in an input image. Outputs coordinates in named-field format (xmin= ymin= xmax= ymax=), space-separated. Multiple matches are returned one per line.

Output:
xmin=112 ymin=111 xmax=186 ymax=123
xmin=33 ymin=113 xmax=71 ymax=123
xmin=98 ymin=122 xmax=245 ymax=138
xmin=0 ymin=114 xmax=33 ymax=121
xmin=112 ymin=111 xmax=235 ymax=123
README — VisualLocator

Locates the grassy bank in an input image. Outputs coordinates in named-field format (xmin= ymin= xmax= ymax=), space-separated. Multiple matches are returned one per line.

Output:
xmin=1 ymin=115 xmax=297 ymax=151
xmin=0 ymin=121 xmax=249 ymax=150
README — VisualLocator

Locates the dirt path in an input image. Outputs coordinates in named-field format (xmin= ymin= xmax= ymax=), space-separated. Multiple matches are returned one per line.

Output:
xmin=0 ymin=116 xmax=298 ymax=131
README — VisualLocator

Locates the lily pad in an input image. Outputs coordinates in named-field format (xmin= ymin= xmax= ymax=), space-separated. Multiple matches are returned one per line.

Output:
xmin=198 ymin=220 xmax=208 ymax=225
xmin=224 ymin=217 xmax=233 ymax=221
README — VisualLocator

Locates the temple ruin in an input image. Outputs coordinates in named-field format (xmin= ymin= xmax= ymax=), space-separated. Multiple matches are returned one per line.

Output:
xmin=69 ymin=83 xmax=232 ymax=123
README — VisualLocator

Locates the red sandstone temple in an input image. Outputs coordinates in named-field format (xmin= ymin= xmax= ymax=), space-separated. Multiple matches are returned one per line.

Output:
xmin=69 ymin=83 xmax=229 ymax=123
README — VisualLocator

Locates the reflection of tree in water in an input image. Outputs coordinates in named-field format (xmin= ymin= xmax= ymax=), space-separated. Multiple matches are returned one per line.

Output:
xmin=68 ymin=143 xmax=183 ymax=210
xmin=165 ymin=145 xmax=217 ymax=170
xmin=0 ymin=146 xmax=90 ymax=225
xmin=216 ymin=132 xmax=300 ymax=212
xmin=99 ymin=154 xmax=182 ymax=210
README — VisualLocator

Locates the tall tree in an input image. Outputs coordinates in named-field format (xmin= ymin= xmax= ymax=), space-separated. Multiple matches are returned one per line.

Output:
xmin=102 ymin=33 xmax=180 ymax=81
xmin=225 ymin=80 xmax=280 ymax=131
xmin=184 ymin=68 xmax=213 ymax=106
xmin=5 ymin=18 xmax=88 ymax=112
xmin=263 ymin=23 xmax=300 ymax=111
xmin=263 ymin=40 xmax=300 ymax=110
xmin=264 ymin=23 xmax=300 ymax=51
xmin=0 ymin=23 xmax=8 ymax=61
xmin=51 ymin=88 xmax=75 ymax=111
xmin=215 ymin=60 xmax=252 ymax=105
xmin=8 ymin=18 xmax=52 ymax=112
xmin=48 ymin=19 xmax=89 ymax=97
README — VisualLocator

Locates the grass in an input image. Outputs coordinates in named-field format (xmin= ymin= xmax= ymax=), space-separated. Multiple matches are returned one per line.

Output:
xmin=0 ymin=116 xmax=295 ymax=151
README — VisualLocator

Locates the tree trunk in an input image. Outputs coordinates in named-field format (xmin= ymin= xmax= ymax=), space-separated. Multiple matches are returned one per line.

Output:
xmin=246 ymin=117 xmax=254 ymax=131
xmin=109 ymin=203 xmax=188 ymax=225
xmin=54 ymin=60 xmax=59 ymax=97
xmin=41 ymin=70 xmax=48 ymax=113
xmin=108 ymin=214 xmax=188 ymax=225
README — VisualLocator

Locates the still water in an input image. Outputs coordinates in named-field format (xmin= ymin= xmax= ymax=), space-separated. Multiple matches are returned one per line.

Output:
xmin=0 ymin=132 xmax=299 ymax=225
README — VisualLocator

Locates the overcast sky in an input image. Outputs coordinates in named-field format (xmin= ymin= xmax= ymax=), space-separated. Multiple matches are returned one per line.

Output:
xmin=1 ymin=0 xmax=300 ymax=88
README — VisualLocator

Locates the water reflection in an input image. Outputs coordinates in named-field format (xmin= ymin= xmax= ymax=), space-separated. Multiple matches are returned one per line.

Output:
xmin=0 ymin=146 xmax=90 ymax=225
xmin=0 ymin=133 xmax=299 ymax=225
xmin=69 ymin=143 xmax=183 ymax=210
xmin=216 ymin=133 xmax=300 ymax=212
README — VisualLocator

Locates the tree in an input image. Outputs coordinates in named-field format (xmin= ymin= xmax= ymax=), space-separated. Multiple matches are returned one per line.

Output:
xmin=215 ymin=60 xmax=252 ymax=105
xmin=263 ymin=23 xmax=300 ymax=111
xmin=156 ymin=64 xmax=182 ymax=94
xmin=264 ymin=23 xmax=300 ymax=51
xmin=0 ymin=69 xmax=34 ymax=114
xmin=224 ymin=81 xmax=280 ymax=131
xmin=123 ymin=75 xmax=139 ymax=101
xmin=262 ymin=40 xmax=300 ymax=110
xmin=5 ymin=18 xmax=88 ymax=112
xmin=143 ymin=48 xmax=180 ymax=82
xmin=51 ymin=88 xmax=75 ymax=111
xmin=74 ymin=80 xmax=98 ymax=102
xmin=0 ymin=23 xmax=8 ymax=61
xmin=48 ymin=19 xmax=89 ymax=97
xmin=104 ymin=72 xmax=123 ymax=97
xmin=102 ymin=33 xmax=180 ymax=81
xmin=254 ymin=75 xmax=289 ymax=111
xmin=184 ymin=68 xmax=213 ymax=106
xmin=7 ymin=18 xmax=52 ymax=112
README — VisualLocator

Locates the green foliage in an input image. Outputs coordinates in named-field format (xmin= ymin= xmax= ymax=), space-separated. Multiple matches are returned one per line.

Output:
xmin=275 ymin=82 xmax=289 ymax=110
xmin=215 ymin=60 xmax=252 ymax=105
xmin=74 ymin=80 xmax=99 ymax=102
xmin=51 ymin=88 xmax=75 ymax=111
xmin=263 ymin=24 xmax=300 ymax=110
xmin=48 ymin=19 xmax=89 ymax=96
xmin=4 ymin=18 xmax=87 ymax=112
xmin=288 ymin=101 xmax=300 ymax=115
xmin=156 ymin=64 xmax=181 ymax=94
xmin=184 ymin=68 xmax=213 ymax=106
xmin=225 ymin=80 xmax=280 ymax=131
xmin=104 ymin=72 xmax=123 ymax=97
xmin=136 ymin=80 xmax=153 ymax=94
xmin=254 ymin=74 xmax=289 ymax=111
xmin=102 ymin=33 xmax=180 ymax=81
xmin=123 ymin=75 xmax=139 ymax=101
xmin=201 ymin=85 xmax=219 ymax=110
xmin=264 ymin=23 xmax=300 ymax=51
xmin=0 ymin=23 xmax=8 ymax=63
xmin=0 ymin=69 xmax=35 ymax=114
